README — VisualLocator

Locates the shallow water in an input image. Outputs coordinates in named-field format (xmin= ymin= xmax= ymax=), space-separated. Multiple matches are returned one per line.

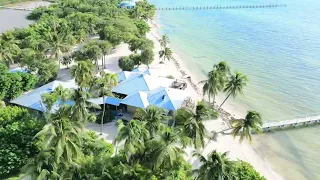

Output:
xmin=0 ymin=9 xmax=32 ymax=33
xmin=150 ymin=0 xmax=320 ymax=179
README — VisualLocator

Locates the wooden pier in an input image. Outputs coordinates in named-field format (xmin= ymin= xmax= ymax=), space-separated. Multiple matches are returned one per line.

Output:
xmin=156 ymin=4 xmax=287 ymax=11
xmin=1 ymin=4 xmax=287 ymax=12
xmin=262 ymin=115 xmax=320 ymax=132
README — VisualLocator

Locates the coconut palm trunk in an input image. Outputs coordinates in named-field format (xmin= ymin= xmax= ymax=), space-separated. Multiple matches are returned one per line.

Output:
xmin=212 ymin=94 xmax=215 ymax=106
xmin=102 ymin=54 xmax=105 ymax=69
xmin=219 ymin=93 xmax=231 ymax=108
xmin=58 ymin=54 xmax=61 ymax=70
xmin=96 ymin=59 xmax=99 ymax=70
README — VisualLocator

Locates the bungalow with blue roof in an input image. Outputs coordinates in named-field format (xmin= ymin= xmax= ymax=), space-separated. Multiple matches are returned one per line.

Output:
xmin=117 ymin=0 xmax=136 ymax=9
xmin=10 ymin=80 xmax=77 ymax=113
xmin=10 ymin=68 xmax=191 ymax=121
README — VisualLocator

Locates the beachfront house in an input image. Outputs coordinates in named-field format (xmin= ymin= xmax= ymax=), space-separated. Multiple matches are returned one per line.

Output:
xmin=117 ymin=0 xmax=136 ymax=9
xmin=105 ymin=69 xmax=190 ymax=120
xmin=10 ymin=69 xmax=191 ymax=121
xmin=10 ymin=80 xmax=77 ymax=112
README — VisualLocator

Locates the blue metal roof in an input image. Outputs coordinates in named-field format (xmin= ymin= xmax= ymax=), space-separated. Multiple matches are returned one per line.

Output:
xmin=147 ymin=88 xmax=179 ymax=111
xmin=87 ymin=96 xmax=121 ymax=106
xmin=9 ymin=68 xmax=28 ymax=73
xmin=117 ymin=71 xmax=141 ymax=83
xmin=10 ymin=80 xmax=78 ymax=113
xmin=121 ymin=92 xmax=149 ymax=108
xmin=105 ymin=96 xmax=121 ymax=106
xmin=56 ymin=99 xmax=75 ymax=106
xmin=112 ymin=74 xmax=174 ymax=95
xmin=117 ymin=1 xmax=136 ymax=8
xmin=113 ymin=74 xmax=148 ymax=95
xmin=29 ymin=101 xmax=44 ymax=111
xmin=120 ymin=87 xmax=189 ymax=111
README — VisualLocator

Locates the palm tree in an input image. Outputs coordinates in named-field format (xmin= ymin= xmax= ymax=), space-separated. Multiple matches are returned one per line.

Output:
xmin=201 ymin=71 xmax=222 ymax=104
xmin=159 ymin=35 xmax=170 ymax=49
xmin=70 ymin=60 xmax=95 ymax=88
xmin=23 ymin=107 xmax=83 ymax=179
xmin=214 ymin=61 xmax=230 ymax=78
xmin=95 ymin=72 xmax=118 ymax=135
xmin=175 ymin=101 xmax=218 ymax=150
xmin=98 ymin=41 xmax=113 ymax=69
xmin=231 ymin=111 xmax=263 ymax=143
xmin=148 ymin=127 xmax=188 ymax=169
xmin=134 ymin=106 xmax=167 ymax=137
xmin=193 ymin=150 xmax=234 ymax=180
xmin=71 ymin=88 xmax=97 ymax=123
xmin=0 ymin=36 xmax=20 ymax=67
xmin=62 ymin=54 xmax=73 ymax=69
xmin=219 ymin=72 xmax=248 ymax=108
xmin=200 ymin=61 xmax=230 ymax=105
xmin=45 ymin=29 xmax=74 ymax=70
xmin=159 ymin=47 xmax=174 ymax=63
xmin=22 ymin=150 xmax=59 ymax=180
xmin=114 ymin=120 xmax=150 ymax=162
xmin=80 ymin=41 xmax=103 ymax=69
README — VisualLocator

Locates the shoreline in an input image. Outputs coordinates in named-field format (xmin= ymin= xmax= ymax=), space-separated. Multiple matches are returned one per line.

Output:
xmin=147 ymin=19 xmax=284 ymax=180
xmin=3 ymin=0 xmax=51 ymax=8
xmin=148 ymin=19 xmax=242 ymax=123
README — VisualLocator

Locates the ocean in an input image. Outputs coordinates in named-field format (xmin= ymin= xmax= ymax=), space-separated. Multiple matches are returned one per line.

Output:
xmin=0 ymin=9 xmax=32 ymax=33
xmin=149 ymin=0 xmax=320 ymax=179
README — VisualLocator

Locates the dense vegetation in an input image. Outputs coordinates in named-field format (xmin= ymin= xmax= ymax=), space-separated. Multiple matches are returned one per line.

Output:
xmin=0 ymin=63 xmax=37 ymax=101
xmin=0 ymin=106 xmax=43 ymax=178
xmin=0 ymin=0 xmax=266 ymax=179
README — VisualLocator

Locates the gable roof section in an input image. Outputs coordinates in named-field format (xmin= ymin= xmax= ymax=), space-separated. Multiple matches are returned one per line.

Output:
xmin=120 ymin=87 xmax=189 ymax=111
xmin=147 ymin=87 xmax=189 ymax=111
xmin=87 ymin=96 xmax=121 ymax=106
xmin=117 ymin=71 xmax=142 ymax=83
xmin=10 ymin=80 xmax=77 ymax=111
xmin=112 ymin=74 xmax=174 ymax=95
xmin=121 ymin=91 xmax=149 ymax=108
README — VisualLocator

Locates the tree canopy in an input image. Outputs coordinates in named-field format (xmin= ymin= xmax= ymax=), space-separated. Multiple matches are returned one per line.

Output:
xmin=0 ymin=0 xmax=264 ymax=179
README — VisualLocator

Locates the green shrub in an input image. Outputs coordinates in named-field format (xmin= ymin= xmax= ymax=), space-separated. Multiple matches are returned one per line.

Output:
xmin=0 ymin=106 xmax=43 ymax=178
xmin=166 ymin=75 xmax=174 ymax=79
xmin=27 ymin=6 xmax=50 ymax=20
xmin=0 ymin=63 xmax=8 ymax=75
xmin=37 ymin=60 xmax=58 ymax=85
xmin=227 ymin=160 xmax=266 ymax=180
xmin=4 ymin=73 xmax=23 ymax=101
xmin=82 ymin=131 xmax=114 ymax=156
xmin=0 ymin=68 xmax=37 ymax=101
xmin=118 ymin=56 xmax=135 ymax=71
xmin=17 ymin=72 xmax=38 ymax=91
xmin=0 ymin=75 xmax=10 ymax=100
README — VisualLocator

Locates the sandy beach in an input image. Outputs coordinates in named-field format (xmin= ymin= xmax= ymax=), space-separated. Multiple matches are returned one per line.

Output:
xmin=85 ymin=20 xmax=285 ymax=180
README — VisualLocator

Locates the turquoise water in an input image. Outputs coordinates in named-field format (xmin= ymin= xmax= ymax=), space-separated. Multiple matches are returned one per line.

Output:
xmin=150 ymin=0 xmax=320 ymax=179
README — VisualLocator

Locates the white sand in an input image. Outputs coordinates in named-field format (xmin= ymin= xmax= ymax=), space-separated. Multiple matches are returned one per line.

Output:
xmin=74 ymin=20 xmax=284 ymax=180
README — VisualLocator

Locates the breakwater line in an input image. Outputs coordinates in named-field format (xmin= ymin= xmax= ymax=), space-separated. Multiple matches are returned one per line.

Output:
xmin=0 ymin=6 xmax=33 ymax=11
xmin=156 ymin=4 xmax=287 ymax=11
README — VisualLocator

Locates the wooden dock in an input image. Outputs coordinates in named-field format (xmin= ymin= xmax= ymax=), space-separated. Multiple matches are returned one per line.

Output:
xmin=262 ymin=115 xmax=320 ymax=132
xmin=156 ymin=4 xmax=287 ymax=11
xmin=1 ymin=4 xmax=287 ymax=12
